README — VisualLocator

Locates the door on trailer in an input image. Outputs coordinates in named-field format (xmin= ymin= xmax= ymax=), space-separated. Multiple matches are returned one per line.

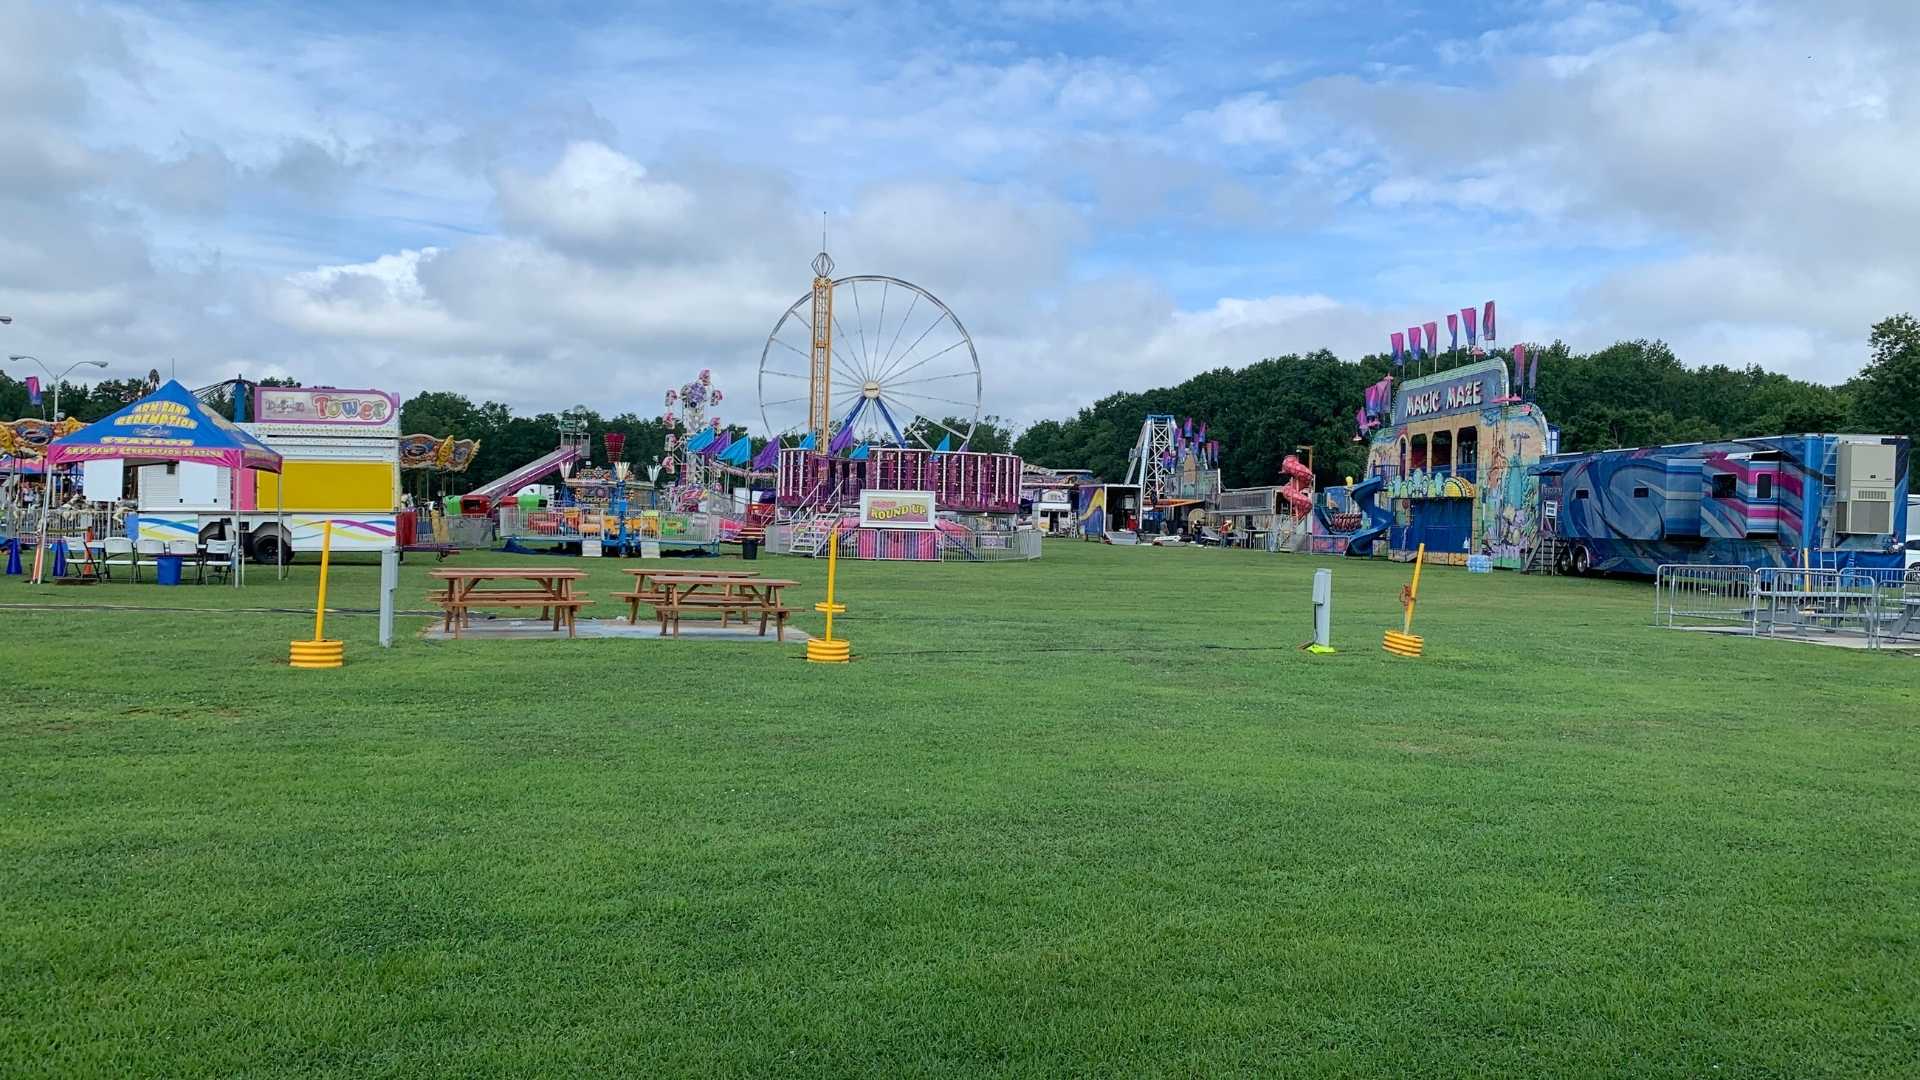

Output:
xmin=1411 ymin=498 xmax=1473 ymax=555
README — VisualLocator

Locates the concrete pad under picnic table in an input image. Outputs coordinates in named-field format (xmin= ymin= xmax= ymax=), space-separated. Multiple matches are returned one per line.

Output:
xmin=420 ymin=616 xmax=812 ymax=643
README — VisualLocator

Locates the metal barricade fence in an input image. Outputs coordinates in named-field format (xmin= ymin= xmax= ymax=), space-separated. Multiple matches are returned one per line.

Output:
xmin=1653 ymin=564 xmax=1757 ymax=628
xmin=1752 ymin=566 xmax=1886 ymax=646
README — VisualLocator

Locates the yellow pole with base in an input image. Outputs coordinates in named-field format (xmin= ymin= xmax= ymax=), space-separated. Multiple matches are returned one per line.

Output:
xmin=807 ymin=523 xmax=851 ymax=663
xmin=290 ymin=522 xmax=345 ymax=669
xmin=1383 ymin=542 xmax=1427 ymax=658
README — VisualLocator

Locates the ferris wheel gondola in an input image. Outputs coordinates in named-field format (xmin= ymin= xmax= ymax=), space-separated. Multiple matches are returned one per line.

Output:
xmin=757 ymin=274 xmax=981 ymax=450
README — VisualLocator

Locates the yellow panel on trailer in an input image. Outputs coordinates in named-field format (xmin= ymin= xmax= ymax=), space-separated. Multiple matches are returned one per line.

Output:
xmin=256 ymin=461 xmax=397 ymax=512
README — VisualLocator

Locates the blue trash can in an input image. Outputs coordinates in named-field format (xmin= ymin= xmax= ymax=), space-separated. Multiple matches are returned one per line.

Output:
xmin=156 ymin=554 xmax=184 ymax=586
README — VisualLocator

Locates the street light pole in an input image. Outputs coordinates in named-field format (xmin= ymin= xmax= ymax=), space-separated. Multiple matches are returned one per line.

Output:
xmin=10 ymin=355 xmax=109 ymax=584
xmin=10 ymin=356 xmax=109 ymax=423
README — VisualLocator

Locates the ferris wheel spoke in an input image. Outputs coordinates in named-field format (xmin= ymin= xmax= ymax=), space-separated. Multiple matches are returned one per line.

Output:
xmin=876 ymin=291 xmax=919 ymax=372
xmin=761 ymin=368 xmax=807 ymax=380
xmin=880 ymin=395 xmax=972 ymax=447
xmin=768 ymin=338 xmax=811 ymax=363
xmin=885 ymin=387 xmax=978 ymax=411
xmin=886 ymin=370 xmax=975 ymax=388
xmin=883 ymin=337 xmax=968 ymax=384
xmin=872 ymin=312 xmax=946 ymax=385
xmin=761 ymin=395 xmax=808 ymax=408
xmin=849 ymin=281 xmax=874 ymax=376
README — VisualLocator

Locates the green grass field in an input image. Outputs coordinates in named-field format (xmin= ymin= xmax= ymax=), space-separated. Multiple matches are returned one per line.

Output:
xmin=4 ymin=541 xmax=1915 ymax=1077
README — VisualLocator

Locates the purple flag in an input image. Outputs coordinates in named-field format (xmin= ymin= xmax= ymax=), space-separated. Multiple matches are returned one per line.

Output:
xmin=1199 ymin=423 xmax=1207 ymax=441
xmin=1408 ymin=326 xmax=1424 ymax=361
xmin=25 ymin=376 xmax=41 ymax=405
xmin=1483 ymin=300 xmax=1496 ymax=342
xmin=1423 ymin=322 xmax=1439 ymax=358
xmin=1356 ymin=407 xmax=1371 ymax=435
xmin=1184 ymin=417 xmax=1194 ymax=438
xmin=1510 ymin=344 xmax=1526 ymax=391
xmin=751 ymin=438 xmax=781 ymax=470
xmin=1447 ymin=312 xmax=1459 ymax=350
xmin=1391 ymin=332 xmax=1405 ymax=367
xmin=704 ymin=431 xmax=732 ymax=459
xmin=1462 ymin=307 xmax=1478 ymax=347
xmin=828 ymin=423 xmax=857 ymax=455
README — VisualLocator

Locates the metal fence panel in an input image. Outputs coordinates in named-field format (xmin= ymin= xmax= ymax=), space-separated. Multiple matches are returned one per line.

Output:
xmin=1653 ymin=564 xmax=1756 ymax=628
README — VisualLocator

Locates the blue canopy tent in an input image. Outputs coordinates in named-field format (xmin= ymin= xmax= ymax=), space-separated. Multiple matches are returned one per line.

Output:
xmin=46 ymin=380 xmax=284 ymax=586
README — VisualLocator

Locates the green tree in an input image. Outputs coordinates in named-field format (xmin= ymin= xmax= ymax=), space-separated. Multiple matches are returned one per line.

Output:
xmin=1848 ymin=313 xmax=1920 ymax=440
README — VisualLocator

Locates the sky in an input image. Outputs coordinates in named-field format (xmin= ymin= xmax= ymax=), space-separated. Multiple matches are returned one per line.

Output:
xmin=2 ymin=0 xmax=1916 ymax=433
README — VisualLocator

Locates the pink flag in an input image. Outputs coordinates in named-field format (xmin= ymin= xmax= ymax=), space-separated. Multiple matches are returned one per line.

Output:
xmin=1483 ymin=300 xmax=1496 ymax=342
xmin=1447 ymin=312 xmax=1459 ymax=350
xmin=1391 ymin=331 xmax=1405 ymax=366
xmin=1423 ymin=321 xmax=1439 ymax=358
xmin=25 ymin=376 xmax=41 ymax=406
xmin=1512 ymin=344 xmax=1528 ymax=390
xmin=1462 ymin=306 xmax=1478 ymax=346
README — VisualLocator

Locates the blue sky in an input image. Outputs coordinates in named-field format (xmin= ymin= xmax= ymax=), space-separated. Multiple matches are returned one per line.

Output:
xmin=2 ymin=0 xmax=1914 ymax=428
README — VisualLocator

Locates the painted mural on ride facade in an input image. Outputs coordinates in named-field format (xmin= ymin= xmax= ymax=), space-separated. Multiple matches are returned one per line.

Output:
xmin=1359 ymin=358 xmax=1554 ymax=568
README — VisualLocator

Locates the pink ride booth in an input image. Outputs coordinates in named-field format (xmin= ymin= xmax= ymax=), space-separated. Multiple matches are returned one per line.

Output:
xmin=775 ymin=446 xmax=1023 ymax=560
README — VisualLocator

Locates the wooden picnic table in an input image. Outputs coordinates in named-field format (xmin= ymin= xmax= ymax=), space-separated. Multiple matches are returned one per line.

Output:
xmin=643 ymin=574 xmax=799 ymax=640
xmin=615 ymin=567 xmax=760 ymax=626
xmin=428 ymin=567 xmax=591 ymax=638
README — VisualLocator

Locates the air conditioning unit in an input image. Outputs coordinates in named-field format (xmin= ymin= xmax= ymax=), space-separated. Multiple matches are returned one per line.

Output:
xmin=1836 ymin=494 xmax=1892 ymax=535
xmin=1837 ymin=441 xmax=1896 ymax=498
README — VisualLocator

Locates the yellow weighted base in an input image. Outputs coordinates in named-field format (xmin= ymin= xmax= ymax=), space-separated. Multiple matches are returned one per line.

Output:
xmin=290 ymin=639 xmax=345 ymax=669
xmin=806 ymin=638 xmax=851 ymax=664
xmin=1382 ymin=631 xmax=1424 ymax=658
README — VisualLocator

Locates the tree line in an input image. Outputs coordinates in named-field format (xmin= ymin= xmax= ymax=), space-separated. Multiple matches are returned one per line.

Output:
xmin=1013 ymin=315 xmax=1920 ymax=487
xmin=5 ymin=314 xmax=1914 ymax=492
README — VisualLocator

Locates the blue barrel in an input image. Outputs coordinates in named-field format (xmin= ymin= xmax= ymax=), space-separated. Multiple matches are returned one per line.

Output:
xmin=156 ymin=554 xmax=184 ymax=586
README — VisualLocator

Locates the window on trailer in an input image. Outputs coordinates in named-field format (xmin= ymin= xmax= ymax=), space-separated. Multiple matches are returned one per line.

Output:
xmin=1430 ymin=430 xmax=1452 ymax=472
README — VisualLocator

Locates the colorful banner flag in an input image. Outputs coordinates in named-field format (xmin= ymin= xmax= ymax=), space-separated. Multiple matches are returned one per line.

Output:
xmin=828 ymin=422 xmax=857 ymax=455
xmin=751 ymin=438 xmax=781 ymax=470
xmin=1408 ymin=326 xmax=1424 ymax=361
xmin=25 ymin=377 xmax=40 ymax=406
xmin=1483 ymin=300 xmax=1496 ymax=342
xmin=796 ymin=432 xmax=815 ymax=451
xmin=1447 ymin=313 xmax=1459 ymax=351
xmin=1423 ymin=322 xmax=1439 ymax=358
xmin=1462 ymin=307 xmax=1478 ymax=347
xmin=1391 ymin=332 xmax=1405 ymax=366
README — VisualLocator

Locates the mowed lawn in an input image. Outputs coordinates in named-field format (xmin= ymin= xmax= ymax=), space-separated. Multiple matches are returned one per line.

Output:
xmin=3 ymin=540 xmax=1915 ymax=1078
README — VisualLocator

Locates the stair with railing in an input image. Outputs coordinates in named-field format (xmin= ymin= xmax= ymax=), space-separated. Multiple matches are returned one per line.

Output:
xmin=784 ymin=479 xmax=847 ymax=556
xmin=1525 ymin=534 xmax=1563 ymax=574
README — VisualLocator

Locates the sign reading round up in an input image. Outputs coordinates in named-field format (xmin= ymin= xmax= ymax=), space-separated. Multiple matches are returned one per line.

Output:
xmin=859 ymin=489 xmax=936 ymax=530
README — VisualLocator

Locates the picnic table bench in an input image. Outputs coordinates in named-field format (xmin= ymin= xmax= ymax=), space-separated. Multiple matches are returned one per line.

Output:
xmin=630 ymin=571 xmax=798 ymax=640
xmin=428 ymin=567 xmax=591 ymax=638
xmin=614 ymin=568 xmax=761 ymax=626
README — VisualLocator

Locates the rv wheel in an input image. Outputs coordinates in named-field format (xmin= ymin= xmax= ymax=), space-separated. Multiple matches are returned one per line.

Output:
xmin=1572 ymin=546 xmax=1592 ymax=575
xmin=250 ymin=529 xmax=292 ymax=565
xmin=1555 ymin=549 xmax=1574 ymax=575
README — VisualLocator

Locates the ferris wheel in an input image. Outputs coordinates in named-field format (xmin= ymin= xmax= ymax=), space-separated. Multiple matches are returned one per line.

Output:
xmin=758 ymin=273 xmax=982 ymax=449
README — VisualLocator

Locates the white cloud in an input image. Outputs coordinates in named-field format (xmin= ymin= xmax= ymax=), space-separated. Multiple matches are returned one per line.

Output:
xmin=2 ymin=0 xmax=1914 ymax=440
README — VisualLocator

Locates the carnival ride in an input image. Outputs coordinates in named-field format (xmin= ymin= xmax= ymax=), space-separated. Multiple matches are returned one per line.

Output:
xmin=757 ymin=247 xmax=1025 ymax=560
xmin=757 ymin=253 xmax=982 ymax=452
xmin=1121 ymin=414 xmax=1222 ymax=534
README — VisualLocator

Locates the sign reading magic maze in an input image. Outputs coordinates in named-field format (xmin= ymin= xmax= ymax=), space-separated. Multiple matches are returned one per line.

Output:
xmin=1393 ymin=359 xmax=1511 ymax=425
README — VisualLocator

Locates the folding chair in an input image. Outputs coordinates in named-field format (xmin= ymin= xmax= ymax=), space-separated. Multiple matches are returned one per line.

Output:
xmin=134 ymin=538 xmax=165 ymax=582
xmin=98 ymin=537 xmax=136 ymax=581
xmin=202 ymin=537 xmax=235 ymax=584
xmin=62 ymin=536 xmax=95 ymax=579
xmin=165 ymin=539 xmax=200 ymax=583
